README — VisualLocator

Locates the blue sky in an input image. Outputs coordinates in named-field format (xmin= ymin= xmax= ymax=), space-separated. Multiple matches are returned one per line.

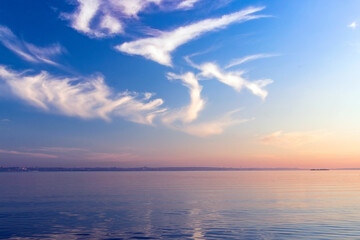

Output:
xmin=1 ymin=0 xmax=360 ymax=168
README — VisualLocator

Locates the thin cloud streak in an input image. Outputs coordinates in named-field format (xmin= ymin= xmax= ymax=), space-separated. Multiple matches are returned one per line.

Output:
xmin=34 ymin=147 xmax=88 ymax=153
xmin=1 ymin=147 xmax=138 ymax=161
xmin=0 ymin=25 xmax=64 ymax=65
xmin=0 ymin=65 xmax=165 ymax=125
xmin=180 ymin=109 xmax=249 ymax=137
xmin=0 ymin=149 xmax=58 ymax=158
xmin=84 ymin=152 xmax=137 ymax=161
xmin=116 ymin=6 xmax=267 ymax=66
xmin=177 ymin=0 xmax=200 ymax=9
xmin=259 ymin=130 xmax=330 ymax=147
xmin=225 ymin=53 xmax=278 ymax=69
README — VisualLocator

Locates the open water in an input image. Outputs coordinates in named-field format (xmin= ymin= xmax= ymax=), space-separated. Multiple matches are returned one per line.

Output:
xmin=1 ymin=170 xmax=360 ymax=239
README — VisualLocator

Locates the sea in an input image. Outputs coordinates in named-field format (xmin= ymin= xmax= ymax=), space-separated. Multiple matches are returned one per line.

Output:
xmin=1 ymin=170 xmax=360 ymax=239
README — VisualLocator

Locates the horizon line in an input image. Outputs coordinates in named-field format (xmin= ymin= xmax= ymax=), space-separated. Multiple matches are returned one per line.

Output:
xmin=2 ymin=166 xmax=360 ymax=172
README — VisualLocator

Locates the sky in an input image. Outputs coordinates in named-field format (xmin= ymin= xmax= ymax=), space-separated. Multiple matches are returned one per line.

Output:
xmin=1 ymin=0 xmax=360 ymax=168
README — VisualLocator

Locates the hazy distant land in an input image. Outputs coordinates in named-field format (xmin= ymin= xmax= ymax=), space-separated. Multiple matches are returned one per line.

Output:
xmin=1 ymin=167 xmax=355 ymax=172
xmin=0 ymin=167 xmax=309 ymax=172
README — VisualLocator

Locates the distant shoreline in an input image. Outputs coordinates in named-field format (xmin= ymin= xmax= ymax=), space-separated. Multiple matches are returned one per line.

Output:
xmin=0 ymin=167 xmax=306 ymax=172
xmin=1 ymin=167 xmax=359 ymax=172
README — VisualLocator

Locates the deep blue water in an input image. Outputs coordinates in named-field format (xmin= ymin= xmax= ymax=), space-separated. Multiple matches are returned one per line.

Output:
xmin=1 ymin=171 xmax=360 ymax=239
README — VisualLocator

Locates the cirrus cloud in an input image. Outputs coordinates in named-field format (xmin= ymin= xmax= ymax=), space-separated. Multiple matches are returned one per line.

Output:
xmin=177 ymin=0 xmax=200 ymax=9
xmin=0 ymin=25 xmax=65 ymax=66
xmin=185 ymin=54 xmax=273 ymax=100
xmin=161 ymin=71 xmax=250 ymax=137
xmin=259 ymin=130 xmax=330 ymax=148
xmin=116 ymin=6 xmax=267 ymax=66
xmin=0 ymin=65 xmax=253 ymax=137
xmin=225 ymin=53 xmax=278 ymax=69
xmin=163 ymin=72 xmax=205 ymax=124
xmin=0 ymin=3 xmax=275 ymax=138
xmin=179 ymin=109 xmax=249 ymax=137
xmin=198 ymin=62 xmax=272 ymax=99
xmin=0 ymin=149 xmax=58 ymax=158
xmin=64 ymin=0 xmax=203 ymax=38
xmin=0 ymin=65 xmax=165 ymax=124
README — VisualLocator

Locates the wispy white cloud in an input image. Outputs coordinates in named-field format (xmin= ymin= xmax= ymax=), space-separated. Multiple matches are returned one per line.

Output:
xmin=259 ymin=130 xmax=329 ymax=147
xmin=110 ymin=0 xmax=163 ymax=16
xmin=159 ymin=51 xmax=273 ymax=136
xmin=116 ymin=6 xmax=267 ymax=66
xmin=196 ymin=61 xmax=272 ymax=99
xmin=225 ymin=53 xmax=278 ymax=69
xmin=100 ymin=14 xmax=123 ymax=35
xmin=163 ymin=72 xmax=205 ymax=124
xmin=0 ymin=65 xmax=165 ymax=124
xmin=0 ymin=149 xmax=58 ymax=158
xmin=35 ymin=146 xmax=138 ymax=161
xmin=177 ymin=0 xmax=200 ymax=9
xmin=161 ymin=71 xmax=248 ymax=137
xmin=34 ymin=147 xmax=87 ymax=153
xmin=1 ymin=4 xmax=272 ymax=138
xmin=0 ymin=146 xmax=137 ymax=161
xmin=348 ymin=21 xmax=357 ymax=29
xmin=64 ymin=0 xmax=165 ymax=38
xmin=0 ymin=65 xmax=256 ymax=137
xmin=179 ymin=109 xmax=249 ymax=137
xmin=0 ymin=25 xmax=64 ymax=65
xmin=64 ymin=0 xmax=207 ymax=38
xmin=66 ymin=0 xmax=121 ymax=38
xmin=84 ymin=152 xmax=137 ymax=161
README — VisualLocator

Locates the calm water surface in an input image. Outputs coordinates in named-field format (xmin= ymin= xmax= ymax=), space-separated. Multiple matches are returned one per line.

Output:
xmin=1 ymin=171 xmax=360 ymax=239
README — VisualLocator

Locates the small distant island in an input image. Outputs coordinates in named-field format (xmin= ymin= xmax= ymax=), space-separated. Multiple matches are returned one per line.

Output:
xmin=310 ymin=169 xmax=330 ymax=171
xmin=0 ymin=167 xmax=302 ymax=172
